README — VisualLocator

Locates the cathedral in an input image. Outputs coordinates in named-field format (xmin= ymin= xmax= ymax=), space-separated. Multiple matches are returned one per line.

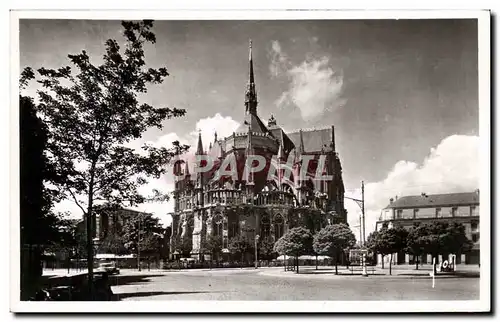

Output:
xmin=169 ymin=42 xmax=347 ymax=260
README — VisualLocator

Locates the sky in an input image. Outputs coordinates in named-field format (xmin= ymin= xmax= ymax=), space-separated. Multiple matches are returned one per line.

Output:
xmin=19 ymin=19 xmax=479 ymax=237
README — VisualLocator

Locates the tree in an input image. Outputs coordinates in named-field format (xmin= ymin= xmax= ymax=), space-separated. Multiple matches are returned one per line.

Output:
xmin=273 ymin=227 xmax=313 ymax=274
xmin=228 ymin=235 xmax=253 ymax=268
xmin=405 ymin=223 xmax=428 ymax=270
xmin=177 ymin=237 xmax=193 ymax=259
xmin=29 ymin=20 xmax=189 ymax=291
xmin=313 ymin=224 xmax=356 ymax=275
xmin=203 ymin=235 xmax=223 ymax=267
xmin=20 ymin=84 xmax=67 ymax=298
xmin=257 ymin=237 xmax=276 ymax=264
xmin=366 ymin=225 xmax=408 ymax=275
xmin=97 ymin=232 xmax=128 ymax=255
xmin=122 ymin=214 xmax=164 ymax=261
xmin=423 ymin=221 xmax=473 ymax=273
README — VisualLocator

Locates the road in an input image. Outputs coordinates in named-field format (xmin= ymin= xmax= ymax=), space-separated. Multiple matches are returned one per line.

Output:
xmin=109 ymin=268 xmax=480 ymax=301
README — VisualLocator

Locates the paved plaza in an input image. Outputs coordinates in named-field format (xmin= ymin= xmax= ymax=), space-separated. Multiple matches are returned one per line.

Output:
xmin=102 ymin=267 xmax=480 ymax=301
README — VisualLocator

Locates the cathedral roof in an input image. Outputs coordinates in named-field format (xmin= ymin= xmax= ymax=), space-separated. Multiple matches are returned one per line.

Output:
xmin=235 ymin=112 xmax=270 ymax=134
xmin=287 ymin=127 xmax=335 ymax=153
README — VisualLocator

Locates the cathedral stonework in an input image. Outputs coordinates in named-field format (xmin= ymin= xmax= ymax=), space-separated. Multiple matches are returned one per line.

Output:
xmin=169 ymin=41 xmax=347 ymax=260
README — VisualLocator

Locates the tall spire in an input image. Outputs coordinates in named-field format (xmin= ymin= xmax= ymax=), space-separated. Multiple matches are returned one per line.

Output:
xmin=196 ymin=130 xmax=204 ymax=155
xmin=245 ymin=39 xmax=258 ymax=115
xmin=184 ymin=159 xmax=190 ymax=176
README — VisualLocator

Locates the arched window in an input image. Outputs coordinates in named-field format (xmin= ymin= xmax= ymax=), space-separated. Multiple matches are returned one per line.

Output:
xmin=274 ymin=214 xmax=284 ymax=240
xmin=260 ymin=215 xmax=270 ymax=239
xmin=212 ymin=213 xmax=223 ymax=241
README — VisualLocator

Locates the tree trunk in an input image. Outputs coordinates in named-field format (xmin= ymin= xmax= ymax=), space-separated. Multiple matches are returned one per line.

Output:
xmin=296 ymin=255 xmax=299 ymax=274
xmin=241 ymin=253 xmax=243 ymax=269
xmin=381 ymin=254 xmax=385 ymax=269
xmin=334 ymin=253 xmax=338 ymax=275
xmin=316 ymin=254 xmax=318 ymax=270
xmin=415 ymin=256 xmax=419 ymax=270
xmin=389 ymin=253 xmax=393 ymax=275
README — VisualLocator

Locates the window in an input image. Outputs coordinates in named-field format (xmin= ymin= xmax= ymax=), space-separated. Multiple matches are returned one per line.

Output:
xmin=213 ymin=214 xmax=223 ymax=241
xmin=274 ymin=214 xmax=285 ymax=240
xmin=436 ymin=208 xmax=441 ymax=217
xmin=471 ymin=221 xmax=479 ymax=232
xmin=229 ymin=222 xmax=238 ymax=239
xmin=396 ymin=209 xmax=403 ymax=219
xmin=413 ymin=208 xmax=419 ymax=218
xmin=472 ymin=234 xmax=479 ymax=243
xmin=261 ymin=215 xmax=270 ymax=239
xmin=470 ymin=206 xmax=477 ymax=216
xmin=451 ymin=207 xmax=457 ymax=217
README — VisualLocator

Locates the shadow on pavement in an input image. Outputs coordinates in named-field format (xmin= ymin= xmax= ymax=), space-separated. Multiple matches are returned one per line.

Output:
xmin=114 ymin=291 xmax=212 ymax=300
xmin=109 ymin=274 xmax=164 ymax=287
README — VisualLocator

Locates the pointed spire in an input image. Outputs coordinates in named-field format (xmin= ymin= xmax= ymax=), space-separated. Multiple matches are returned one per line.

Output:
xmin=184 ymin=159 xmax=190 ymax=176
xmin=245 ymin=39 xmax=258 ymax=115
xmin=249 ymin=39 xmax=254 ymax=84
xmin=214 ymin=131 xmax=218 ymax=143
xmin=196 ymin=130 xmax=204 ymax=155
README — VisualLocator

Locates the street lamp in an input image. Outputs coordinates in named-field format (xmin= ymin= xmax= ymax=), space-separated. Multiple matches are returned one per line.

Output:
xmin=344 ymin=181 xmax=368 ymax=277
xmin=254 ymin=234 xmax=260 ymax=269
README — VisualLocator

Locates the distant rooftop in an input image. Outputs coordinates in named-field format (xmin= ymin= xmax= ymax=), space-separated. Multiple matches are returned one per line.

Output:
xmin=384 ymin=191 xmax=480 ymax=209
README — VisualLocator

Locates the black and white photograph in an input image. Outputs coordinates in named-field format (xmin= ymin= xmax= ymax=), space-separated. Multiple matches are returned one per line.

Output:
xmin=10 ymin=9 xmax=490 ymax=313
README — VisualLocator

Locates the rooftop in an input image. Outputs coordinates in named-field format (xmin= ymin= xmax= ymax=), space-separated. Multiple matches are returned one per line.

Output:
xmin=384 ymin=191 xmax=480 ymax=209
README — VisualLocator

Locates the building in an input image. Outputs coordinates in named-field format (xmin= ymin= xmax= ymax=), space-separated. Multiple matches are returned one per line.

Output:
xmin=375 ymin=191 xmax=480 ymax=265
xmin=169 ymin=41 xmax=347 ymax=260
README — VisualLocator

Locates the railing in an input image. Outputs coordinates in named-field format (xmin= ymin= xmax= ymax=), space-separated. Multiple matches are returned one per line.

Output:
xmin=176 ymin=189 xmax=297 ymax=210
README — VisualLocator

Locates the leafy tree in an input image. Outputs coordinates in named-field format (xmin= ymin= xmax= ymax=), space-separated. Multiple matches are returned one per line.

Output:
xmin=177 ymin=237 xmax=193 ymax=258
xmin=405 ymin=223 xmax=429 ymax=270
xmin=28 ymin=20 xmax=189 ymax=288
xmin=122 ymin=214 xmax=164 ymax=258
xmin=273 ymin=227 xmax=313 ymax=274
xmin=20 ymin=86 xmax=67 ymax=298
xmin=257 ymin=237 xmax=276 ymax=263
xmin=366 ymin=225 xmax=408 ymax=275
xmin=423 ymin=221 xmax=473 ymax=273
xmin=313 ymin=224 xmax=356 ymax=275
xmin=228 ymin=235 xmax=253 ymax=268
xmin=203 ymin=234 xmax=223 ymax=266
xmin=97 ymin=232 xmax=128 ymax=255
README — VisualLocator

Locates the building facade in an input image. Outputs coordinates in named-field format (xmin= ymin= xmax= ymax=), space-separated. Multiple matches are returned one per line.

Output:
xmin=375 ymin=191 xmax=480 ymax=265
xmin=169 ymin=42 xmax=347 ymax=260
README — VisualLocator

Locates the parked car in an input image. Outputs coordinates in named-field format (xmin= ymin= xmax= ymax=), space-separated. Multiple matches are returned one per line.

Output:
xmin=97 ymin=262 xmax=120 ymax=275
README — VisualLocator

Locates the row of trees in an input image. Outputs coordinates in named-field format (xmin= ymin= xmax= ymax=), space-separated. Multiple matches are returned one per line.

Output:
xmin=366 ymin=221 xmax=473 ymax=275
xmin=188 ymin=223 xmax=356 ymax=274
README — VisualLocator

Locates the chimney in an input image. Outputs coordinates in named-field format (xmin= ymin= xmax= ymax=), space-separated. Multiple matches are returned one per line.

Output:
xmin=389 ymin=198 xmax=394 ymax=204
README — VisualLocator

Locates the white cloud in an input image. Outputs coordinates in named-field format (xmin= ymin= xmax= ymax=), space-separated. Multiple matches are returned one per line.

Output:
xmin=269 ymin=40 xmax=290 ymax=77
xmin=189 ymin=113 xmax=240 ymax=151
xmin=270 ymin=40 xmax=345 ymax=122
xmin=346 ymin=134 xmax=480 ymax=241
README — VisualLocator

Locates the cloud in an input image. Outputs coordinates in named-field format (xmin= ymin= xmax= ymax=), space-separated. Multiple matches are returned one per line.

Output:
xmin=270 ymin=40 xmax=345 ymax=122
xmin=269 ymin=40 xmax=290 ymax=77
xmin=346 ymin=134 xmax=480 ymax=241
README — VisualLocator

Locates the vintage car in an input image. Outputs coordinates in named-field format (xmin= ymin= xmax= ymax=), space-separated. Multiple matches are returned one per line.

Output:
xmin=97 ymin=262 xmax=120 ymax=275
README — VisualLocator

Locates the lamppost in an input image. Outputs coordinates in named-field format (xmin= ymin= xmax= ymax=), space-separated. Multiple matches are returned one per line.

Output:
xmin=344 ymin=181 xmax=368 ymax=277
xmin=254 ymin=234 xmax=260 ymax=269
